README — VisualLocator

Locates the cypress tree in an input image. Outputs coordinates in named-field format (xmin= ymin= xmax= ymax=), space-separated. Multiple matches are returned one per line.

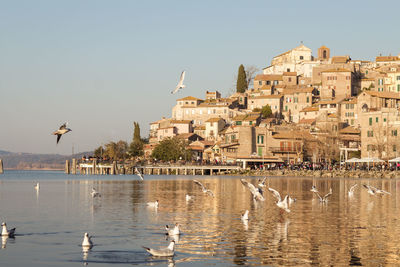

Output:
xmin=129 ymin=122 xmax=144 ymax=157
xmin=236 ymin=64 xmax=248 ymax=93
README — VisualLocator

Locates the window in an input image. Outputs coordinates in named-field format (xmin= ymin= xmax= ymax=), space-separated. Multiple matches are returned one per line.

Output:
xmin=306 ymin=96 xmax=309 ymax=103
xmin=236 ymin=121 xmax=242 ymax=125
xmin=367 ymin=130 xmax=374 ymax=137
xmin=249 ymin=121 xmax=253 ymax=125
xmin=394 ymin=145 xmax=397 ymax=152
xmin=351 ymin=119 xmax=354 ymax=125
xmin=257 ymin=135 xmax=264 ymax=144
xmin=376 ymin=117 xmax=378 ymax=123
xmin=199 ymin=110 xmax=203 ymax=115
xmin=369 ymin=117 xmax=372 ymax=125
xmin=259 ymin=81 xmax=262 ymax=86
xmin=398 ymin=84 xmax=400 ymax=92
xmin=285 ymin=106 xmax=288 ymax=111
xmin=392 ymin=130 xmax=398 ymax=136
xmin=288 ymin=77 xmax=292 ymax=82
xmin=379 ymin=79 xmax=383 ymax=85
xmin=258 ymin=147 xmax=263 ymax=157
xmin=397 ymin=76 xmax=400 ymax=81
xmin=384 ymin=118 xmax=387 ymax=122
xmin=300 ymin=56 xmax=304 ymax=60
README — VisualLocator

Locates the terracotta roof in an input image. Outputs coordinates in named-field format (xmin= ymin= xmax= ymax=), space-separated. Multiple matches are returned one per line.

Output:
xmin=170 ymin=120 xmax=192 ymax=124
xmin=177 ymin=96 xmax=202 ymax=101
xmin=283 ymin=72 xmax=297 ymax=76
xmin=376 ymin=56 xmax=399 ymax=62
xmin=272 ymin=130 xmax=314 ymax=140
xmin=339 ymin=126 xmax=360 ymax=134
xmin=365 ymin=91 xmax=400 ymax=99
xmin=200 ymin=140 xmax=215 ymax=146
xmin=254 ymin=74 xmax=283 ymax=81
xmin=339 ymin=98 xmax=357 ymax=104
xmin=298 ymin=118 xmax=316 ymax=125
xmin=252 ymin=94 xmax=283 ymax=99
xmin=321 ymin=68 xmax=351 ymax=73
xmin=301 ymin=106 xmax=319 ymax=112
xmin=331 ymin=56 xmax=350 ymax=64
xmin=176 ymin=133 xmax=195 ymax=139
xmin=282 ymin=87 xmax=314 ymax=95
xmin=232 ymin=114 xmax=260 ymax=121
xmin=206 ymin=117 xmax=223 ymax=123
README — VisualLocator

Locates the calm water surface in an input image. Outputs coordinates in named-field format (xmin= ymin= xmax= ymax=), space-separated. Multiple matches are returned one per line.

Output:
xmin=1 ymin=170 xmax=400 ymax=266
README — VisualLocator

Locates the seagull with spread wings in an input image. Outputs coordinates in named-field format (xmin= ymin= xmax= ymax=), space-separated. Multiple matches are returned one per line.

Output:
xmin=363 ymin=184 xmax=391 ymax=196
xmin=268 ymin=187 xmax=292 ymax=213
xmin=52 ymin=122 xmax=72 ymax=144
xmin=240 ymin=179 xmax=265 ymax=201
xmin=135 ymin=167 xmax=144 ymax=181
xmin=193 ymin=180 xmax=214 ymax=197
xmin=348 ymin=184 xmax=358 ymax=197
xmin=171 ymin=70 xmax=186 ymax=94
xmin=313 ymin=188 xmax=332 ymax=203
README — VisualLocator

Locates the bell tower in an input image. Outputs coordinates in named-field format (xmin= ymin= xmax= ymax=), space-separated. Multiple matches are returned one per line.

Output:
xmin=318 ymin=46 xmax=330 ymax=60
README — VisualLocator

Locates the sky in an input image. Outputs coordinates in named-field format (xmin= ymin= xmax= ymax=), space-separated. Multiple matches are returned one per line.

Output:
xmin=1 ymin=0 xmax=400 ymax=155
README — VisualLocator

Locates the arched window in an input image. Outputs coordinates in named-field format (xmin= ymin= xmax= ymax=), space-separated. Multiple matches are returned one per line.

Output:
xmin=362 ymin=104 xmax=369 ymax=112
xmin=323 ymin=50 xmax=327 ymax=59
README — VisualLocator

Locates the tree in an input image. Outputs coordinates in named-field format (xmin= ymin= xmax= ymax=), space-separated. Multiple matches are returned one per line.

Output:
xmin=129 ymin=122 xmax=144 ymax=158
xmin=245 ymin=65 xmax=259 ymax=88
xmin=94 ymin=146 xmax=103 ymax=158
xmin=261 ymin=105 xmax=273 ymax=118
xmin=236 ymin=64 xmax=248 ymax=93
xmin=151 ymin=137 xmax=192 ymax=161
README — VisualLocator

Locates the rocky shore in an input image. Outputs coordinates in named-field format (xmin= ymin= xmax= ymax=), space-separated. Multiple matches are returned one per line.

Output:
xmin=233 ymin=169 xmax=400 ymax=179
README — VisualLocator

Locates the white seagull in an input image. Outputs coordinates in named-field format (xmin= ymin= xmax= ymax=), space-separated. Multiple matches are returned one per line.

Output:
xmin=363 ymin=184 xmax=391 ymax=196
xmin=171 ymin=71 xmax=186 ymax=94
xmin=193 ymin=180 xmax=214 ymax=197
xmin=268 ymin=187 xmax=291 ymax=213
xmin=82 ymin=232 xmax=93 ymax=248
xmin=34 ymin=182 xmax=40 ymax=190
xmin=240 ymin=179 xmax=265 ymax=201
xmin=313 ymin=188 xmax=333 ymax=203
xmin=241 ymin=210 xmax=249 ymax=221
xmin=310 ymin=185 xmax=319 ymax=193
xmin=165 ymin=223 xmax=180 ymax=236
xmin=147 ymin=200 xmax=159 ymax=208
xmin=1 ymin=222 xmax=16 ymax=237
xmin=348 ymin=184 xmax=358 ymax=197
xmin=135 ymin=167 xmax=144 ymax=181
xmin=52 ymin=122 xmax=72 ymax=144
xmin=258 ymin=177 xmax=267 ymax=188
xmin=185 ymin=194 xmax=193 ymax=201
xmin=91 ymin=188 xmax=101 ymax=198
xmin=143 ymin=240 xmax=175 ymax=257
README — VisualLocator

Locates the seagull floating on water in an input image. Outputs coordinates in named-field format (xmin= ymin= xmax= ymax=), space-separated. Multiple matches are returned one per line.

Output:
xmin=52 ymin=122 xmax=72 ymax=144
xmin=165 ymin=223 xmax=180 ymax=236
xmin=135 ymin=167 xmax=144 ymax=181
xmin=348 ymin=184 xmax=358 ymax=197
xmin=313 ymin=188 xmax=332 ymax=203
xmin=268 ymin=187 xmax=291 ymax=213
xmin=240 ymin=179 xmax=265 ymax=201
xmin=1 ymin=222 xmax=15 ymax=237
xmin=171 ymin=71 xmax=186 ymax=94
xmin=193 ymin=180 xmax=214 ymax=197
xmin=34 ymin=183 xmax=40 ymax=190
xmin=82 ymin=232 xmax=93 ymax=248
xmin=91 ymin=188 xmax=101 ymax=198
xmin=363 ymin=184 xmax=391 ymax=196
xmin=147 ymin=200 xmax=159 ymax=208
xmin=241 ymin=210 xmax=249 ymax=221
xmin=185 ymin=194 xmax=193 ymax=201
xmin=310 ymin=185 xmax=318 ymax=193
xmin=143 ymin=240 xmax=175 ymax=257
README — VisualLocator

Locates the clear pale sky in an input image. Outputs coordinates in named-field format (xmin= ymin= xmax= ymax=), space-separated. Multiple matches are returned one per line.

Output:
xmin=1 ymin=0 xmax=399 ymax=155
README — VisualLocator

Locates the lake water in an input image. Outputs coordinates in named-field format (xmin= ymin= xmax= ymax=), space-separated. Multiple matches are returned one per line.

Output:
xmin=1 ymin=170 xmax=400 ymax=266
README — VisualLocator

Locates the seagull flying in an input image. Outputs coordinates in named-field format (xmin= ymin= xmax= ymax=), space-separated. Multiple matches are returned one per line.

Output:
xmin=171 ymin=71 xmax=186 ymax=94
xmin=258 ymin=177 xmax=267 ymax=188
xmin=310 ymin=185 xmax=319 ymax=193
xmin=313 ymin=188 xmax=332 ymax=203
xmin=165 ymin=223 xmax=180 ymax=236
xmin=135 ymin=167 xmax=144 ymax=181
xmin=91 ymin=188 xmax=101 ymax=198
xmin=82 ymin=232 xmax=93 ymax=248
xmin=348 ymin=184 xmax=358 ymax=197
xmin=1 ymin=222 xmax=15 ymax=237
xmin=240 ymin=179 xmax=265 ymax=201
xmin=268 ymin=187 xmax=291 ymax=213
xmin=363 ymin=184 xmax=391 ymax=196
xmin=193 ymin=180 xmax=214 ymax=197
xmin=52 ymin=122 xmax=72 ymax=144
xmin=143 ymin=240 xmax=175 ymax=257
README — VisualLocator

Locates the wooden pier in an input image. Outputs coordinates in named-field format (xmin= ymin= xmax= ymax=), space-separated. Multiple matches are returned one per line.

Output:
xmin=70 ymin=160 xmax=241 ymax=175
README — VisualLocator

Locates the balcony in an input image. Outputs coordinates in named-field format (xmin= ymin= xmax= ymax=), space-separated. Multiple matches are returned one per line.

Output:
xmin=269 ymin=147 xmax=298 ymax=153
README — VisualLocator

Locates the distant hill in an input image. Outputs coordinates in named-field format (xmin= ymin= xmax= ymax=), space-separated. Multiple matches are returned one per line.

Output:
xmin=0 ymin=150 xmax=93 ymax=170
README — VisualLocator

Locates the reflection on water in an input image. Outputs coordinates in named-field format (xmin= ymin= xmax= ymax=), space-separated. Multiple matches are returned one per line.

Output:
xmin=0 ymin=172 xmax=400 ymax=266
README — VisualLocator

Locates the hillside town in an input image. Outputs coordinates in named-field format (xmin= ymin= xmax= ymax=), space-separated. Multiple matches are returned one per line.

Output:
xmin=145 ymin=44 xmax=400 ymax=169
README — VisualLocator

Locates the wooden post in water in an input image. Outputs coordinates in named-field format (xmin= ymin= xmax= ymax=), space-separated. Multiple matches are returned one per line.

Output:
xmin=0 ymin=159 xmax=3 ymax=174
xmin=112 ymin=161 xmax=117 ymax=175
xmin=65 ymin=160 xmax=70 ymax=174
xmin=71 ymin=159 xmax=77 ymax=175
xmin=93 ymin=159 xmax=97 ymax=175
